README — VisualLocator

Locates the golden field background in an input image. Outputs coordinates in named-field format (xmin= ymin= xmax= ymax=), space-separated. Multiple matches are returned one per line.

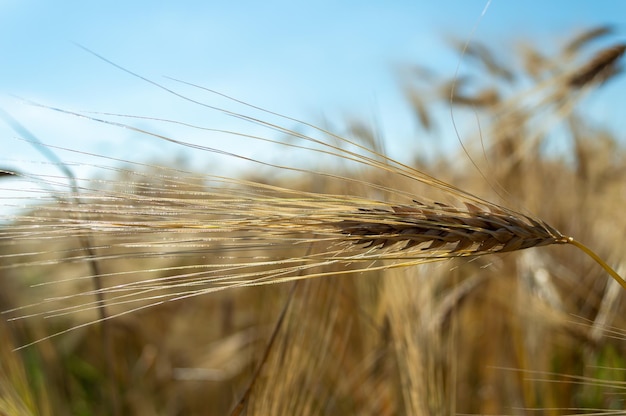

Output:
xmin=1 ymin=27 xmax=626 ymax=415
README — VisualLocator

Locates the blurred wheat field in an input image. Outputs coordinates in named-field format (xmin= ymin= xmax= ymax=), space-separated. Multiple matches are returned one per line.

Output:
xmin=1 ymin=26 xmax=626 ymax=416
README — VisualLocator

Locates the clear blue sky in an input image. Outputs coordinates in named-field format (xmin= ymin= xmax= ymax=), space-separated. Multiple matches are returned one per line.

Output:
xmin=1 ymin=1 xmax=625 ymax=182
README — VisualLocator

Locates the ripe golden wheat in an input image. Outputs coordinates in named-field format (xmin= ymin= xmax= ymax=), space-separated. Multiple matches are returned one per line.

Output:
xmin=1 ymin=28 xmax=626 ymax=414
xmin=1 ymin=77 xmax=624 ymax=346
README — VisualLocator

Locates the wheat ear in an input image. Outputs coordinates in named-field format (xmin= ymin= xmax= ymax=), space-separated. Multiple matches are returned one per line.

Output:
xmin=336 ymin=201 xmax=626 ymax=290
xmin=568 ymin=43 xmax=626 ymax=88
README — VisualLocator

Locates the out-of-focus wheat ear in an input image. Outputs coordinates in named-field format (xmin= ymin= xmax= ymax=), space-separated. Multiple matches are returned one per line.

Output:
xmin=448 ymin=38 xmax=515 ymax=82
xmin=563 ymin=25 xmax=614 ymax=55
xmin=404 ymin=88 xmax=432 ymax=131
xmin=454 ymin=88 xmax=500 ymax=108
xmin=519 ymin=42 xmax=548 ymax=79
xmin=568 ymin=44 xmax=626 ymax=88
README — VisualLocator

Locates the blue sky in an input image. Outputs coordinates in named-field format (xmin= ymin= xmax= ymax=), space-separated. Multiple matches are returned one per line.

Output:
xmin=1 ymin=1 xmax=625 ymax=184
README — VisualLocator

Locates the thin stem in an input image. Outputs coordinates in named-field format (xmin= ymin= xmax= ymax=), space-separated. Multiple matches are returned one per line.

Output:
xmin=567 ymin=237 xmax=626 ymax=291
